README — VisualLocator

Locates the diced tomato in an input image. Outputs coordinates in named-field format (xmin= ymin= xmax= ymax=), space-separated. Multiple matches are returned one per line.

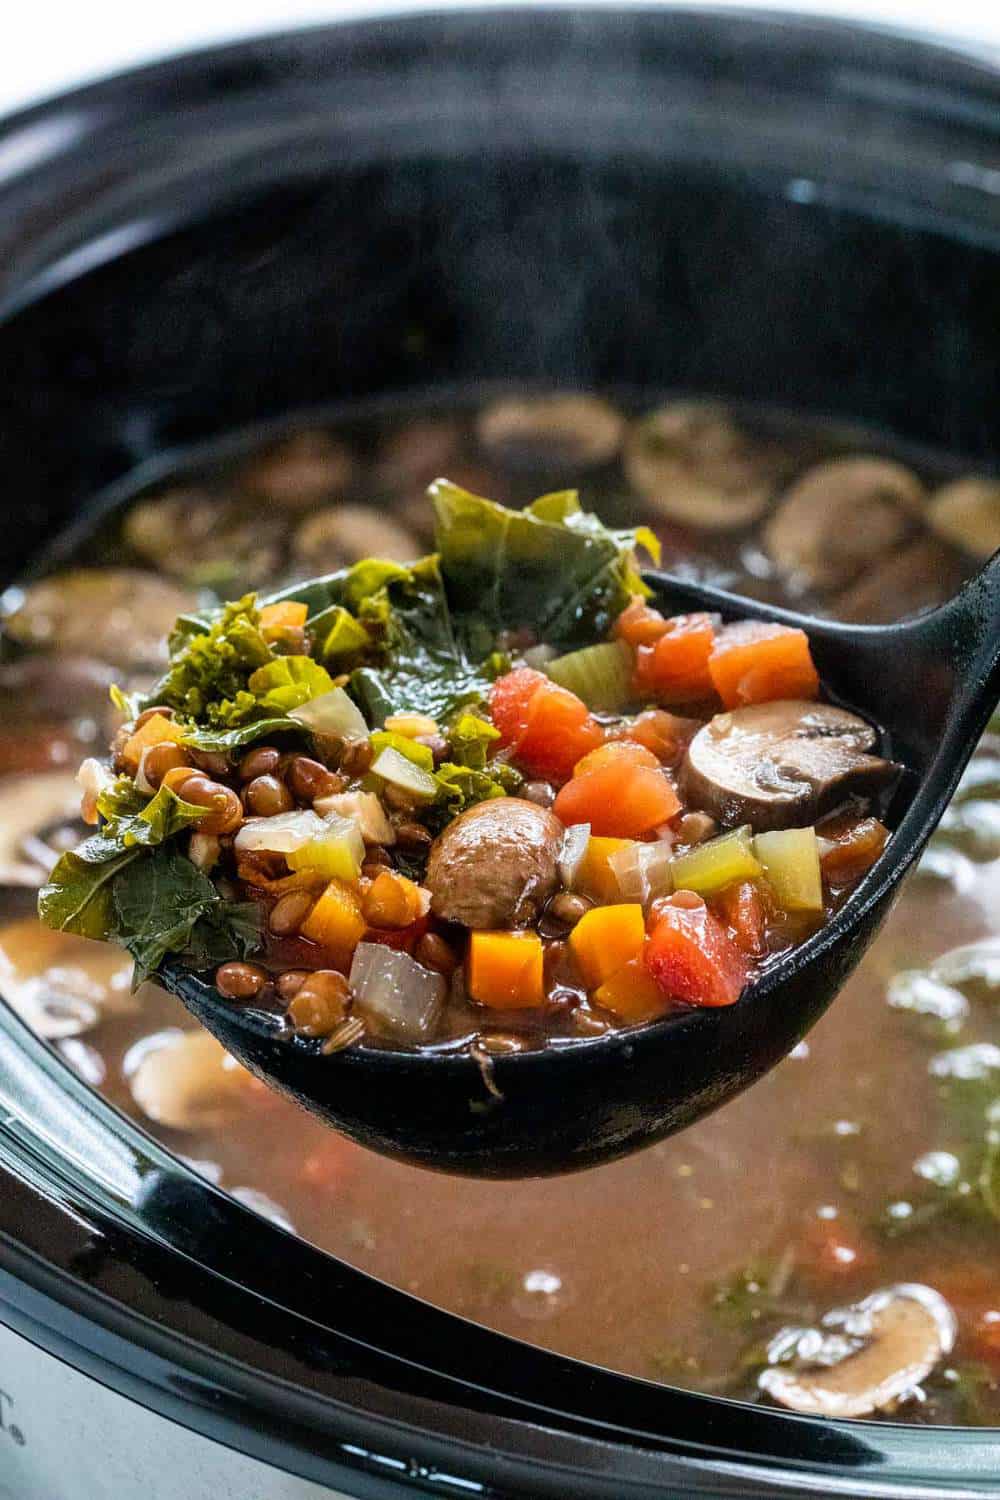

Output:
xmin=644 ymin=893 xmax=749 ymax=1007
xmin=488 ymin=667 xmax=550 ymax=748
xmin=614 ymin=595 xmax=671 ymax=647
xmin=634 ymin=612 xmax=717 ymax=703
xmin=553 ymin=759 xmax=680 ymax=838
xmin=715 ymin=879 xmax=768 ymax=958
xmin=708 ymin=621 xmax=820 ymax=709
xmin=573 ymin=740 xmax=661 ymax=777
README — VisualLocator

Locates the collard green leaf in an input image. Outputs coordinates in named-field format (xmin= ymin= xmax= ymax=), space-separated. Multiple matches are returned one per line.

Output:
xmin=431 ymin=478 xmax=659 ymax=648
xmin=179 ymin=716 xmax=305 ymax=754
xmin=448 ymin=713 xmax=501 ymax=770
xmin=152 ymin=594 xmax=272 ymax=724
xmin=110 ymin=846 xmax=262 ymax=985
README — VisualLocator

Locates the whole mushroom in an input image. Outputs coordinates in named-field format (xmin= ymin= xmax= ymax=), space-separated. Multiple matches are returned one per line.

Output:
xmin=425 ymin=797 xmax=563 ymax=929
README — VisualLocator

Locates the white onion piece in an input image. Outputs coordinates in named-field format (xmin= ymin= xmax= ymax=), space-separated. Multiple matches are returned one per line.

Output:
xmin=188 ymin=832 xmax=221 ymax=871
xmin=234 ymin=809 xmax=327 ymax=854
xmin=559 ymin=823 xmax=590 ymax=887
xmin=608 ymin=842 xmax=674 ymax=904
xmin=134 ymin=747 xmax=157 ymax=797
xmin=315 ymin=790 xmax=395 ymax=845
xmin=290 ymin=685 xmax=369 ymax=742
xmin=349 ymin=942 xmax=445 ymax=1041
xmin=77 ymin=757 xmax=115 ymax=825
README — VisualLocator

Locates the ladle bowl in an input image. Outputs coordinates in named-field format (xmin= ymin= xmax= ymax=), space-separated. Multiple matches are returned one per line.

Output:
xmin=161 ymin=553 xmax=1000 ymax=1176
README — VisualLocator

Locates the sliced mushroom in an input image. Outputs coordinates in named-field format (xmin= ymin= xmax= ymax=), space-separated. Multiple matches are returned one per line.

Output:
xmin=759 ymin=1284 xmax=956 ymax=1417
xmin=2 ymin=569 xmax=196 ymax=667
xmin=0 ymin=771 xmax=84 ymax=885
xmin=624 ymin=402 xmax=791 ymax=531
xmin=928 ymin=477 xmax=1000 ymax=562
xmin=0 ymin=655 xmax=118 ymax=775
xmin=682 ymin=701 xmax=899 ymax=832
xmin=293 ymin=503 xmax=421 ymax=570
xmin=239 ymin=430 xmax=356 ymax=510
xmin=477 ymin=394 xmax=624 ymax=471
xmin=830 ymin=537 xmax=967 ymax=624
xmin=125 ymin=1027 xmax=253 ymax=1131
xmin=374 ymin=417 xmax=463 ymax=491
xmin=0 ymin=916 xmax=136 ymax=1037
xmin=124 ymin=489 xmax=285 ymax=587
xmin=764 ymin=457 xmax=925 ymax=593
xmin=425 ymin=797 xmax=563 ymax=928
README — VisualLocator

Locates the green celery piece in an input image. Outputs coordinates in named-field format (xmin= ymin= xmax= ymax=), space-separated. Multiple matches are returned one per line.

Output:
xmin=369 ymin=731 xmax=435 ymax=772
xmin=546 ymin=640 xmax=634 ymax=712
xmin=670 ymin=826 xmax=762 ymax=898
xmin=754 ymin=827 xmax=823 ymax=912
xmin=311 ymin=605 xmax=371 ymax=663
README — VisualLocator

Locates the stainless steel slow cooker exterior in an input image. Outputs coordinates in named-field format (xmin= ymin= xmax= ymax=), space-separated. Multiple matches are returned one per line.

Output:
xmin=2 ymin=10 xmax=1000 ymax=1495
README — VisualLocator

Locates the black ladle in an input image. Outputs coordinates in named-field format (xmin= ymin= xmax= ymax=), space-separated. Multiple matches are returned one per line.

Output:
xmin=161 ymin=552 xmax=1000 ymax=1177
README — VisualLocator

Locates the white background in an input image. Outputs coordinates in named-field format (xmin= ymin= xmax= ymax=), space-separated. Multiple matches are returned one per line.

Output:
xmin=2 ymin=0 xmax=999 ymax=119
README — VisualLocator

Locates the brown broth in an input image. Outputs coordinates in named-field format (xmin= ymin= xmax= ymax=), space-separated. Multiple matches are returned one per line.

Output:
xmin=1 ymin=392 xmax=998 ymax=1425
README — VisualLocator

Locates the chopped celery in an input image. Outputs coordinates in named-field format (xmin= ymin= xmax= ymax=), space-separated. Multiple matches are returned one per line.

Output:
xmin=290 ymin=685 xmax=369 ymax=741
xmin=370 ymin=746 xmax=438 ymax=802
xmin=546 ymin=640 xmax=634 ymax=712
xmin=670 ymin=826 xmax=761 ymax=898
xmin=286 ymin=814 xmax=365 ymax=882
xmin=369 ymin=731 xmax=435 ymax=772
xmin=754 ymin=827 xmax=823 ymax=912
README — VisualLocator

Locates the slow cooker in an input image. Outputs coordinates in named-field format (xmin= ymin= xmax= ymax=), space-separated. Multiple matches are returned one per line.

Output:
xmin=2 ymin=8 xmax=1000 ymax=1495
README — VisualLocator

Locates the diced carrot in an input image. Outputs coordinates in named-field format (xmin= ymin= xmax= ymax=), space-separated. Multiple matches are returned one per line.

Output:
xmin=715 ymin=879 xmax=768 ymax=958
xmin=572 ymin=740 xmax=661 ymax=777
xmin=569 ymin=903 xmax=646 ymax=988
xmin=634 ymin=612 xmax=717 ymax=703
xmin=819 ymin=817 xmax=889 ymax=885
xmin=594 ymin=952 xmax=672 ymax=1021
xmin=708 ymin=621 xmax=820 ymax=709
xmin=121 ymin=713 xmax=185 ymax=772
xmin=645 ymin=894 xmax=749 ymax=1007
xmin=488 ymin=669 xmax=604 ymax=783
xmin=614 ymin=595 xmax=671 ymax=647
xmin=259 ymin=600 xmax=308 ymax=638
xmin=300 ymin=879 xmax=365 ymax=970
xmin=617 ymin=708 xmax=690 ymax=763
xmin=467 ymin=932 xmax=545 ymax=1009
xmin=553 ymin=760 xmax=680 ymax=838
xmin=575 ymin=836 xmax=635 ymax=904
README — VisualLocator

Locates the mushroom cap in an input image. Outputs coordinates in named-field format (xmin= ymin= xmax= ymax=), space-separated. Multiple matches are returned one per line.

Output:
xmin=759 ymin=1283 xmax=956 ymax=1418
xmin=425 ymin=797 xmax=563 ymax=929
xmin=624 ymin=402 xmax=790 ymax=531
xmin=476 ymin=394 xmax=624 ymax=471
xmin=764 ymin=456 xmax=925 ymax=593
xmin=239 ymin=429 xmax=356 ymax=509
xmin=682 ymin=700 xmax=899 ymax=833
xmin=929 ymin=476 xmax=1000 ymax=562
xmin=292 ymin=503 xmax=420 ymax=570
xmin=125 ymin=1026 xmax=253 ymax=1132
xmin=2 ymin=568 xmax=196 ymax=668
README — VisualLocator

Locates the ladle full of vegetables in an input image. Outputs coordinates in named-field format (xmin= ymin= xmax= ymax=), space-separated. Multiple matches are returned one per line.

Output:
xmin=37 ymin=482 xmax=1000 ymax=1176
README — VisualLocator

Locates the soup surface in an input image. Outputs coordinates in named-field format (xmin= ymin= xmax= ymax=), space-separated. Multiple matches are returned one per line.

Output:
xmin=1 ymin=392 xmax=998 ymax=1424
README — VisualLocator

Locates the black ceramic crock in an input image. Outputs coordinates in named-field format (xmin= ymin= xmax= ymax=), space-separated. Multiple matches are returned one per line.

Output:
xmin=2 ymin=9 xmax=1000 ymax=1496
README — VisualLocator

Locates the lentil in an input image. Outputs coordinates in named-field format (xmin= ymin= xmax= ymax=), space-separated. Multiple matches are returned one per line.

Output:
xmin=269 ymin=889 xmax=316 ymax=936
xmin=238 ymin=745 xmax=282 ymax=781
xmin=244 ymin=774 xmax=295 ymax=817
xmin=215 ymin=961 xmax=269 ymax=1000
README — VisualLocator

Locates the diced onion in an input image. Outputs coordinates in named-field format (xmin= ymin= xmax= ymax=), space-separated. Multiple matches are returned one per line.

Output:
xmin=559 ymin=823 xmax=591 ymax=887
xmin=76 ymin=756 xmax=115 ymax=825
xmin=315 ymin=790 xmax=395 ymax=845
xmin=349 ymin=942 xmax=445 ymax=1041
xmin=188 ymin=832 xmax=221 ymax=871
xmin=290 ymin=685 xmax=369 ymax=742
xmin=135 ymin=747 xmax=157 ymax=796
xmin=522 ymin=644 xmax=558 ymax=669
xmin=608 ymin=841 xmax=674 ymax=904
xmin=370 ymin=746 xmax=438 ymax=802
xmin=234 ymin=809 xmax=327 ymax=854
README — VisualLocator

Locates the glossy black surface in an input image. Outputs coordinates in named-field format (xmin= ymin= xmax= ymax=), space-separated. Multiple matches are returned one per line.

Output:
xmin=161 ymin=557 xmax=1000 ymax=1176
xmin=2 ymin=6 xmax=1000 ymax=1495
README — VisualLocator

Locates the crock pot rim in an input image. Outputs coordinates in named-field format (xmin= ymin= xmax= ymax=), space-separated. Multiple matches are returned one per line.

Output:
xmin=2 ymin=7 xmax=1000 ymax=1495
